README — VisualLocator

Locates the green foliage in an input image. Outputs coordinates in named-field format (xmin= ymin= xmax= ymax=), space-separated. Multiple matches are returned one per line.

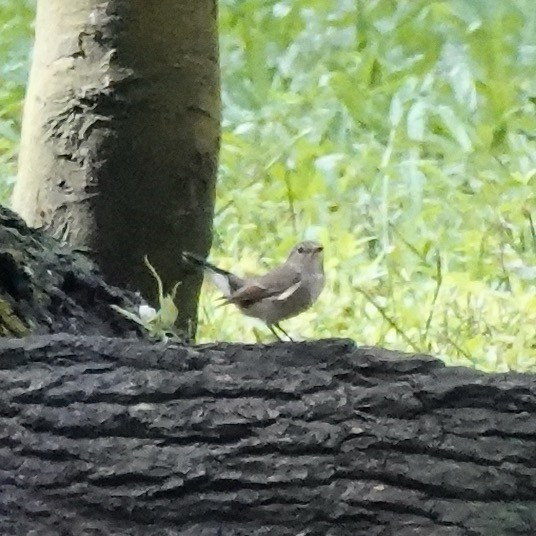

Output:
xmin=1 ymin=0 xmax=535 ymax=371
xmin=0 ymin=0 xmax=33 ymax=201
xmin=207 ymin=0 xmax=536 ymax=371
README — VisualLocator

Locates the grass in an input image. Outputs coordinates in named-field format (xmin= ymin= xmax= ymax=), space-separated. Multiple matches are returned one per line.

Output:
xmin=1 ymin=0 xmax=535 ymax=371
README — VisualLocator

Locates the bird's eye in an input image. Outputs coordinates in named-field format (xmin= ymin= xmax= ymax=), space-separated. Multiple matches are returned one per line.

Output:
xmin=297 ymin=246 xmax=304 ymax=254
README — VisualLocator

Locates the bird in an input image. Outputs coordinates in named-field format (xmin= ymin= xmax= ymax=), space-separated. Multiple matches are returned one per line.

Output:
xmin=182 ymin=241 xmax=325 ymax=340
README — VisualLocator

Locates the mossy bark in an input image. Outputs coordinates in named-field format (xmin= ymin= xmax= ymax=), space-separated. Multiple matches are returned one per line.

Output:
xmin=12 ymin=0 xmax=220 ymax=338
xmin=0 ymin=205 xmax=142 ymax=337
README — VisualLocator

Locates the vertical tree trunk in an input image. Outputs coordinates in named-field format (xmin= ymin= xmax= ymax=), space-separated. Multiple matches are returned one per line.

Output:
xmin=12 ymin=0 xmax=220 ymax=337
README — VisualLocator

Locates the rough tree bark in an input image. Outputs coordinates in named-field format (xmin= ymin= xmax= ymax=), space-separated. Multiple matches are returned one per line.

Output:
xmin=0 ymin=335 xmax=534 ymax=535
xmin=12 ymin=0 xmax=220 ymax=337
xmin=0 ymin=205 xmax=141 ymax=337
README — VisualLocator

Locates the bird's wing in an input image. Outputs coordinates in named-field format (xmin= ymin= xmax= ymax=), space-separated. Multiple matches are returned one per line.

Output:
xmin=229 ymin=265 xmax=301 ymax=306
xmin=274 ymin=280 xmax=302 ymax=301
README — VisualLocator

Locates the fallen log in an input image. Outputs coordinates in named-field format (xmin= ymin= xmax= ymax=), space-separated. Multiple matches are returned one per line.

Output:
xmin=1 ymin=334 xmax=534 ymax=535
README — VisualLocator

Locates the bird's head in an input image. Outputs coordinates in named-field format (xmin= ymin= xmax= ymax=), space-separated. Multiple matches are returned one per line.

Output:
xmin=287 ymin=241 xmax=324 ymax=269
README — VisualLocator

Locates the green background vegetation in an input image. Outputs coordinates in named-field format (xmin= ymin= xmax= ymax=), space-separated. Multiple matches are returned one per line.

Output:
xmin=1 ymin=0 xmax=535 ymax=371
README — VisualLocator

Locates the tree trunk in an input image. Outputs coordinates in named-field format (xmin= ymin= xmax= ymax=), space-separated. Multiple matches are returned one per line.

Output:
xmin=12 ymin=0 xmax=220 ymax=337
xmin=1 ymin=335 xmax=534 ymax=535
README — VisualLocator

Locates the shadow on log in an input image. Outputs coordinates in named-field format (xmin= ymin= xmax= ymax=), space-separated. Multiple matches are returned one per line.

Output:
xmin=1 ymin=335 xmax=535 ymax=535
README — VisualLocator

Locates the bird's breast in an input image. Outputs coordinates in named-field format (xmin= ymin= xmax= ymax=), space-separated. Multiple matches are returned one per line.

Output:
xmin=307 ymin=272 xmax=325 ymax=302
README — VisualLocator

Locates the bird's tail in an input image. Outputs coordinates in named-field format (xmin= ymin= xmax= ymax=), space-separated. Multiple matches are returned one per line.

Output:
xmin=182 ymin=251 xmax=231 ymax=276
xmin=182 ymin=251 xmax=244 ymax=297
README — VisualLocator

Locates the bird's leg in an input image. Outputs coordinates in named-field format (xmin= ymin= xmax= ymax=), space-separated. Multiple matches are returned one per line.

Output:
xmin=268 ymin=324 xmax=283 ymax=341
xmin=274 ymin=323 xmax=293 ymax=342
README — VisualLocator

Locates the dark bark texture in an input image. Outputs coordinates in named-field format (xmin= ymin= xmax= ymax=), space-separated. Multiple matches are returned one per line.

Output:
xmin=1 ymin=335 xmax=535 ymax=536
xmin=0 ymin=205 xmax=141 ymax=337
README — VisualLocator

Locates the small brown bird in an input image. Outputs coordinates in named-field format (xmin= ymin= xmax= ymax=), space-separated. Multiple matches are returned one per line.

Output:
xmin=183 ymin=241 xmax=325 ymax=340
